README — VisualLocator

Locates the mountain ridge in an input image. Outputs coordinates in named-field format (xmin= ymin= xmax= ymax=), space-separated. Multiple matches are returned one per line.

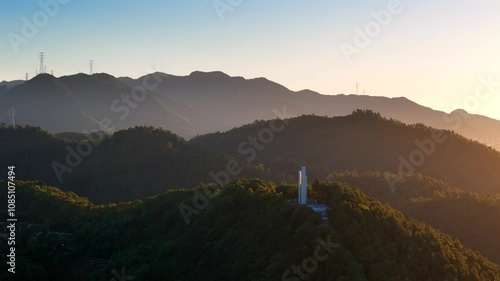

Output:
xmin=2 ymin=71 xmax=500 ymax=151
xmin=192 ymin=111 xmax=500 ymax=196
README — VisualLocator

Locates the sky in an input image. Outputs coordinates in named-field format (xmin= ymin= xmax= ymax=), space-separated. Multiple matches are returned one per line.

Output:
xmin=1 ymin=0 xmax=500 ymax=120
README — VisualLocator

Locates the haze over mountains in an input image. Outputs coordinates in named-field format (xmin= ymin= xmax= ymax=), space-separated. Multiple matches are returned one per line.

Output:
xmin=1 ymin=71 xmax=500 ymax=151
xmin=0 ymin=80 xmax=24 ymax=91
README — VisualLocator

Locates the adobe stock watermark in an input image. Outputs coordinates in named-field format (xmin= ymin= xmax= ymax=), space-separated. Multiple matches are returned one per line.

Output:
xmin=8 ymin=0 xmax=71 ymax=54
xmin=178 ymin=106 xmax=293 ymax=224
xmin=340 ymin=0 xmax=410 ymax=64
xmin=110 ymin=268 xmax=135 ymax=281
xmin=384 ymin=74 xmax=500 ymax=192
xmin=213 ymin=0 xmax=244 ymax=21
xmin=51 ymin=68 xmax=165 ymax=183
xmin=384 ymin=130 xmax=448 ymax=192
xmin=282 ymin=235 xmax=340 ymax=281
xmin=443 ymin=74 xmax=500 ymax=131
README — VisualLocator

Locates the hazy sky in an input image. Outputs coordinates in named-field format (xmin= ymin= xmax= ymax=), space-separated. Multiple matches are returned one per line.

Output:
xmin=1 ymin=0 xmax=500 ymax=120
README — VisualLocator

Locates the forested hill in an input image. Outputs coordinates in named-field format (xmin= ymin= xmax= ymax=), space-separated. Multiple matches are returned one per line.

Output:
xmin=192 ymin=110 xmax=500 ymax=195
xmin=1 ymin=180 xmax=499 ymax=281
xmin=0 ymin=125 xmax=285 ymax=203
xmin=326 ymin=171 xmax=500 ymax=263
xmin=3 ymin=109 xmax=500 ymax=202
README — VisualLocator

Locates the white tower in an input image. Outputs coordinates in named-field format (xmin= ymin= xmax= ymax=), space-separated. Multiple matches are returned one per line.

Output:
xmin=298 ymin=166 xmax=308 ymax=205
xmin=298 ymin=170 xmax=302 ymax=204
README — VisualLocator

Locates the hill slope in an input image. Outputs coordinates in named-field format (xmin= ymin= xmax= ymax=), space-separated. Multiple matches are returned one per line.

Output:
xmin=192 ymin=110 xmax=500 ymax=195
xmin=326 ymin=172 xmax=500 ymax=263
xmin=3 ymin=110 xmax=500 ymax=199
xmin=3 ymin=123 xmax=500 ymax=271
xmin=0 ymin=73 xmax=195 ymax=136
xmin=0 ymin=125 xmax=284 ymax=203
xmin=1 ymin=180 xmax=499 ymax=281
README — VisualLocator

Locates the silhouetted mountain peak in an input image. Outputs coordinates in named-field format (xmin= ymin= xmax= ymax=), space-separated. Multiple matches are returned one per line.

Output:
xmin=393 ymin=96 xmax=410 ymax=101
xmin=450 ymin=109 xmax=470 ymax=118
xmin=141 ymin=72 xmax=174 ymax=81
xmin=114 ymin=126 xmax=185 ymax=143
xmin=245 ymin=77 xmax=291 ymax=94
xmin=451 ymin=109 xmax=468 ymax=115
xmin=149 ymin=71 xmax=171 ymax=77
xmin=23 ymin=74 xmax=61 ymax=90
xmin=66 ymin=73 xmax=89 ymax=78
xmin=90 ymin=73 xmax=127 ymax=87
xmin=92 ymin=73 xmax=117 ymax=81
xmin=5 ymin=74 xmax=74 ymax=99
xmin=57 ymin=73 xmax=127 ymax=90
xmin=389 ymin=96 xmax=423 ymax=107
xmin=296 ymin=89 xmax=320 ymax=96
xmin=188 ymin=71 xmax=231 ymax=80
xmin=30 ymin=73 xmax=56 ymax=83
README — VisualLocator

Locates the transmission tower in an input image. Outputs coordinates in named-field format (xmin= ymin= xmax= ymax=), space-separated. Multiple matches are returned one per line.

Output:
xmin=8 ymin=107 xmax=15 ymax=127
xmin=356 ymin=82 xmax=359 ymax=95
xmin=39 ymin=52 xmax=45 ymax=74
xmin=89 ymin=60 xmax=94 ymax=75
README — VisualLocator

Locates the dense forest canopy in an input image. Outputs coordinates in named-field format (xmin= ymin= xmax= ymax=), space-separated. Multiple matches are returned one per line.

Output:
xmin=2 ymin=111 xmax=500 ymax=280
xmin=193 ymin=110 xmax=500 ymax=195
xmin=1 ymin=179 xmax=499 ymax=281
xmin=0 ymin=124 xmax=285 ymax=203
xmin=2 ymin=110 xmax=500 ymax=204
xmin=326 ymin=171 xmax=500 ymax=263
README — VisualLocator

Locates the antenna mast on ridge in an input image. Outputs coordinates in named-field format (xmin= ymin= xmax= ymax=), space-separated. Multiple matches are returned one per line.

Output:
xmin=39 ymin=52 xmax=45 ymax=74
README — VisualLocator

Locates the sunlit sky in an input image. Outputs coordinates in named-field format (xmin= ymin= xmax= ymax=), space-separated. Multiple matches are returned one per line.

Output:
xmin=1 ymin=0 xmax=500 ymax=120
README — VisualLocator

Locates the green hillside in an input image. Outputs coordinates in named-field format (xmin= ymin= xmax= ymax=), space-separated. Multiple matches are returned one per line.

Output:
xmin=1 ymin=180 xmax=499 ymax=281
xmin=192 ymin=110 xmax=500 ymax=195
xmin=0 ymin=125 xmax=285 ymax=203
xmin=4 ymin=110 xmax=500 ymax=203
xmin=326 ymin=171 xmax=500 ymax=263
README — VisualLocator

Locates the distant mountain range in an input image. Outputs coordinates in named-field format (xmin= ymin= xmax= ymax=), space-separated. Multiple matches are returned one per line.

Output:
xmin=1 ymin=71 xmax=499 ymax=151
xmin=0 ymin=79 xmax=24 ymax=90
xmin=0 ymin=80 xmax=24 ymax=95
